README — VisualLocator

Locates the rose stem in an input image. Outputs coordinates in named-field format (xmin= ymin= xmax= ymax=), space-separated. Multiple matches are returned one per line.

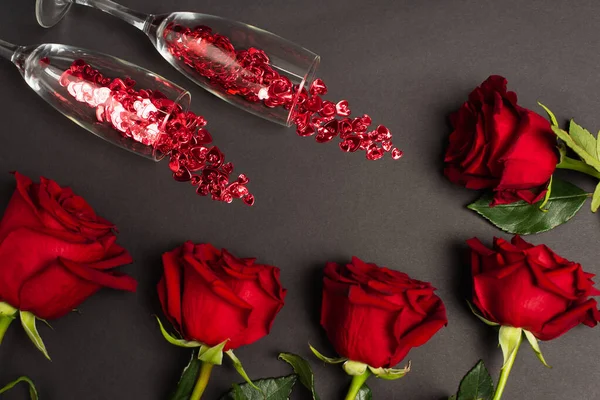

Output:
xmin=556 ymin=156 xmax=600 ymax=179
xmin=190 ymin=362 xmax=214 ymax=400
xmin=0 ymin=316 xmax=14 ymax=345
xmin=491 ymin=340 xmax=521 ymax=400
xmin=343 ymin=369 xmax=371 ymax=400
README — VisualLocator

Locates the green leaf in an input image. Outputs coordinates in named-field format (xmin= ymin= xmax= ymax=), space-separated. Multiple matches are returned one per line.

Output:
xmin=523 ymin=330 xmax=551 ymax=368
xmin=355 ymin=385 xmax=372 ymax=400
xmin=0 ymin=376 xmax=39 ymax=400
xmin=168 ymin=349 xmax=202 ymax=400
xmin=368 ymin=362 xmax=410 ymax=380
xmin=231 ymin=384 xmax=245 ymax=400
xmin=592 ymin=182 xmax=600 ymax=212
xmin=278 ymin=353 xmax=320 ymax=400
xmin=569 ymin=120 xmax=598 ymax=160
xmin=551 ymin=125 xmax=600 ymax=172
xmin=538 ymin=102 xmax=559 ymax=126
xmin=226 ymin=350 xmax=261 ymax=392
xmin=20 ymin=311 xmax=50 ymax=361
xmin=455 ymin=360 xmax=494 ymax=400
xmin=449 ymin=396 xmax=457 ymax=400
xmin=467 ymin=178 xmax=587 ymax=235
xmin=309 ymin=344 xmax=347 ymax=364
xmin=198 ymin=340 xmax=227 ymax=365
xmin=498 ymin=326 xmax=523 ymax=368
xmin=467 ymin=301 xmax=499 ymax=326
xmin=220 ymin=375 xmax=298 ymax=400
xmin=156 ymin=316 xmax=202 ymax=348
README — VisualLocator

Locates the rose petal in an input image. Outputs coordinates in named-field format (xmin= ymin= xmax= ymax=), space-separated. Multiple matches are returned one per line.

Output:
xmin=19 ymin=259 xmax=99 ymax=320
xmin=181 ymin=255 xmax=251 ymax=347
xmin=0 ymin=228 xmax=111 ymax=308
xmin=58 ymin=257 xmax=136 ymax=292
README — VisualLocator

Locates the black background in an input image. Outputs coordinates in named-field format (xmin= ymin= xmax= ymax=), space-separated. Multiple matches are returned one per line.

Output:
xmin=1 ymin=0 xmax=600 ymax=399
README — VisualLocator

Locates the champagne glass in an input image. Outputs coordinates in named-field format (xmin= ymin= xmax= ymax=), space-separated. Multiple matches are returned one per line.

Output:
xmin=36 ymin=0 xmax=320 ymax=127
xmin=0 ymin=38 xmax=254 ymax=204
xmin=0 ymin=38 xmax=190 ymax=160
xmin=36 ymin=0 xmax=402 ymax=161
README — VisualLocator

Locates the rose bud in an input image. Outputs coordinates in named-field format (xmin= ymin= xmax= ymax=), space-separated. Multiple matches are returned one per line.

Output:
xmin=468 ymin=236 xmax=600 ymax=400
xmin=0 ymin=172 xmax=137 ymax=359
xmin=156 ymin=241 xmax=286 ymax=399
xmin=444 ymin=75 xmax=558 ymax=206
xmin=311 ymin=257 xmax=447 ymax=400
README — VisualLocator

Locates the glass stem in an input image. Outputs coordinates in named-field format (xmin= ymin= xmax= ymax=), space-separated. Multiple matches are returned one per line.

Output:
xmin=344 ymin=370 xmax=371 ymax=400
xmin=190 ymin=362 xmax=214 ymax=400
xmin=73 ymin=0 xmax=150 ymax=31
xmin=0 ymin=39 xmax=17 ymax=62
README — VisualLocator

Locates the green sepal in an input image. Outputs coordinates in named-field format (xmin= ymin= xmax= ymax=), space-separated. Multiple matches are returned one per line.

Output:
xmin=538 ymin=102 xmax=559 ymax=127
xmin=155 ymin=316 xmax=202 ymax=348
xmin=198 ymin=340 xmax=228 ymax=365
xmin=20 ymin=311 xmax=50 ymax=361
xmin=0 ymin=302 xmax=18 ymax=346
xmin=523 ymin=330 xmax=551 ymax=368
xmin=368 ymin=361 xmax=410 ymax=380
xmin=0 ymin=301 xmax=17 ymax=317
xmin=467 ymin=301 xmax=499 ymax=326
xmin=0 ymin=376 xmax=39 ymax=400
xmin=539 ymin=176 xmax=553 ymax=212
xmin=0 ymin=315 xmax=15 ymax=345
xmin=37 ymin=318 xmax=53 ymax=330
xmin=278 ymin=352 xmax=320 ymax=400
xmin=343 ymin=360 xmax=368 ymax=376
xmin=558 ymin=142 xmax=567 ymax=163
xmin=498 ymin=326 xmax=522 ymax=368
xmin=226 ymin=350 xmax=261 ymax=392
xmin=309 ymin=344 xmax=347 ymax=364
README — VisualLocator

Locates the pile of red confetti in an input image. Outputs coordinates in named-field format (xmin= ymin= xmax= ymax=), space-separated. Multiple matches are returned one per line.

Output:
xmin=59 ymin=59 xmax=254 ymax=205
xmin=163 ymin=23 xmax=402 ymax=161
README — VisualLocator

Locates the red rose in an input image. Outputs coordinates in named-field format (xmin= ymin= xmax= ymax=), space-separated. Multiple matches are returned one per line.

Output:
xmin=468 ymin=236 xmax=600 ymax=340
xmin=157 ymin=241 xmax=286 ymax=350
xmin=0 ymin=172 xmax=136 ymax=320
xmin=444 ymin=75 xmax=558 ymax=205
xmin=321 ymin=257 xmax=448 ymax=368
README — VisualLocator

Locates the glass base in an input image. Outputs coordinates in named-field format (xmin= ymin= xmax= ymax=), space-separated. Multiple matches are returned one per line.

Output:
xmin=36 ymin=0 xmax=72 ymax=28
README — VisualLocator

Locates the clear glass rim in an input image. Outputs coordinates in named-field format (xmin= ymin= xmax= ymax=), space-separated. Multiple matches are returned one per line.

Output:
xmin=36 ymin=0 xmax=73 ymax=28
xmin=286 ymin=54 xmax=321 ymax=127
xmin=152 ymin=90 xmax=192 ymax=161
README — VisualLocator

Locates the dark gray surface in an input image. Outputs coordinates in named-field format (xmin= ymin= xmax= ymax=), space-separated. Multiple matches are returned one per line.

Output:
xmin=0 ymin=0 xmax=599 ymax=399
